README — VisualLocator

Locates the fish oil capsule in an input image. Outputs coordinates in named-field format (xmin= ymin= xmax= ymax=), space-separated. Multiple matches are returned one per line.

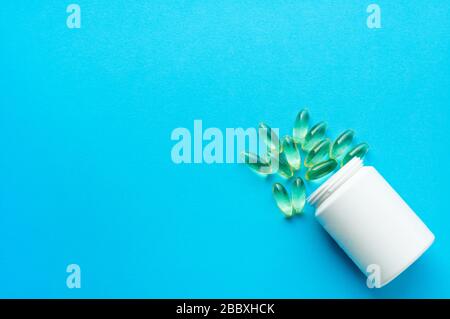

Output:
xmin=341 ymin=142 xmax=369 ymax=166
xmin=293 ymin=109 xmax=309 ymax=144
xmin=276 ymin=151 xmax=294 ymax=178
xmin=302 ymin=121 xmax=327 ymax=151
xmin=241 ymin=151 xmax=272 ymax=175
xmin=292 ymin=177 xmax=306 ymax=214
xmin=258 ymin=122 xmax=279 ymax=154
xmin=331 ymin=129 xmax=355 ymax=159
xmin=304 ymin=138 xmax=331 ymax=167
xmin=272 ymin=183 xmax=293 ymax=218
xmin=305 ymin=159 xmax=338 ymax=181
xmin=281 ymin=135 xmax=301 ymax=171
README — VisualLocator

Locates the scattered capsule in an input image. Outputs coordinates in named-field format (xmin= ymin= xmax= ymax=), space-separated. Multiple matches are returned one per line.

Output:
xmin=305 ymin=159 xmax=338 ymax=181
xmin=331 ymin=129 xmax=355 ymax=159
xmin=293 ymin=109 xmax=310 ymax=144
xmin=302 ymin=121 xmax=327 ymax=151
xmin=275 ymin=151 xmax=294 ymax=179
xmin=281 ymin=136 xmax=301 ymax=171
xmin=342 ymin=143 xmax=369 ymax=166
xmin=241 ymin=151 xmax=272 ymax=175
xmin=304 ymin=138 xmax=331 ymax=167
xmin=272 ymin=183 xmax=293 ymax=218
xmin=258 ymin=122 xmax=280 ymax=154
xmin=292 ymin=177 xmax=306 ymax=214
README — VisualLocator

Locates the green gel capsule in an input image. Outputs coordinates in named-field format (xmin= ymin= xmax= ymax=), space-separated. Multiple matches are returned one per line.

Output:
xmin=302 ymin=121 xmax=327 ymax=151
xmin=272 ymin=183 xmax=293 ymax=218
xmin=305 ymin=159 xmax=338 ymax=181
xmin=258 ymin=122 xmax=279 ymax=154
xmin=275 ymin=151 xmax=294 ymax=179
xmin=331 ymin=129 xmax=355 ymax=159
xmin=293 ymin=109 xmax=310 ymax=144
xmin=292 ymin=177 xmax=306 ymax=214
xmin=241 ymin=151 xmax=272 ymax=175
xmin=281 ymin=136 xmax=301 ymax=171
xmin=341 ymin=143 xmax=369 ymax=166
xmin=304 ymin=138 xmax=331 ymax=167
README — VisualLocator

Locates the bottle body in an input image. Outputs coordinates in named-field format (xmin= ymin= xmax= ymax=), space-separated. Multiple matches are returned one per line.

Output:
xmin=309 ymin=159 xmax=434 ymax=287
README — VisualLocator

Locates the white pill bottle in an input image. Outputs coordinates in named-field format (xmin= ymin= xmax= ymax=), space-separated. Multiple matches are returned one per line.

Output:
xmin=307 ymin=157 xmax=435 ymax=287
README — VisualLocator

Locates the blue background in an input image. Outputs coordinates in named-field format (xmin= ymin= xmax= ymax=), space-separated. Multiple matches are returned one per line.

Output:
xmin=1 ymin=1 xmax=449 ymax=298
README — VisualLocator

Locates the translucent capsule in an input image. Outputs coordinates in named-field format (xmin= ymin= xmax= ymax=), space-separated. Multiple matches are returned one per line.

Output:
xmin=304 ymin=138 xmax=331 ymax=167
xmin=331 ymin=129 xmax=355 ymax=159
xmin=241 ymin=151 xmax=272 ymax=175
xmin=258 ymin=122 xmax=279 ymax=154
xmin=302 ymin=121 xmax=327 ymax=151
xmin=341 ymin=143 xmax=369 ymax=166
xmin=275 ymin=151 xmax=294 ymax=179
xmin=272 ymin=183 xmax=293 ymax=218
xmin=292 ymin=177 xmax=306 ymax=214
xmin=293 ymin=109 xmax=310 ymax=144
xmin=305 ymin=159 xmax=338 ymax=181
xmin=281 ymin=136 xmax=301 ymax=171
